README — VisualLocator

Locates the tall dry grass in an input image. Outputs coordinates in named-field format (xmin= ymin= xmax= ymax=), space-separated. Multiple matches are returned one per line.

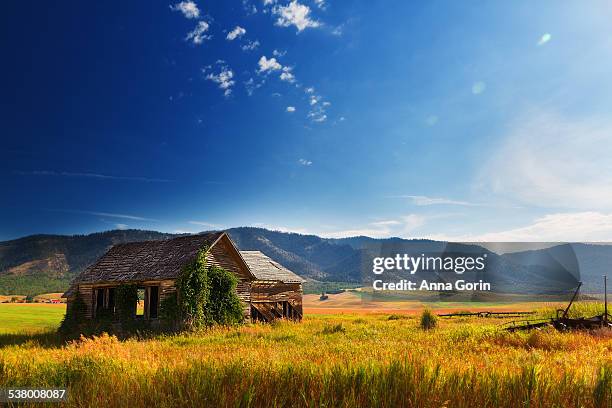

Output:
xmin=0 ymin=312 xmax=610 ymax=407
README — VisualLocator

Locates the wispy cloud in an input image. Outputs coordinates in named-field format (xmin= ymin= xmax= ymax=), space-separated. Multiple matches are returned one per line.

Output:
xmin=186 ymin=21 xmax=211 ymax=44
xmin=189 ymin=220 xmax=223 ymax=229
xmin=476 ymin=111 xmax=612 ymax=210
xmin=14 ymin=170 xmax=171 ymax=182
xmin=314 ymin=0 xmax=326 ymax=10
xmin=242 ymin=0 xmax=257 ymax=15
xmin=308 ymin=110 xmax=327 ymax=122
xmin=203 ymin=62 xmax=235 ymax=97
xmin=273 ymin=1 xmax=320 ymax=32
xmin=305 ymin=87 xmax=330 ymax=123
xmin=244 ymin=77 xmax=264 ymax=96
xmin=331 ymin=24 xmax=343 ymax=36
xmin=286 ymin=106 xmax=296 ymax=112
xmin=116 ymin=223 xmax=129 ymax=230
xmin=320 ymin=214 xmax=428 ymax=239
xmin=397 ymin=195 xmax=481 ymax=207
xmin=298 ymin=158 xmax=312 ymax=166
xmin=537 ymin=33 xmax=552 ymax=46
xmin=170 ymin=1 xmax=200 ymax=19
xmin=429 ymin=212 xmax=612 ymax=242
xmin=49 ymin=209 xmax=157 ymax=221
xmin=226 ymin=26 xmax=246 ymax=40
xmin=370 ymin=220 xmax=401 ymax=227
xmin=241 ymin=39 xmax=260 ymax=51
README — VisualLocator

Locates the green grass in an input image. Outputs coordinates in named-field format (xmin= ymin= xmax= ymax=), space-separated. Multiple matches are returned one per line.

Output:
xmin=0 ymin=304 xmax=66 ymax=333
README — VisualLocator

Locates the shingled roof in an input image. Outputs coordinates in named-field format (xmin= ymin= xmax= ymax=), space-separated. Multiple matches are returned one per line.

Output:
xmin=240 ymin=250 xmax=305 ymax=283
xmin=62 ymin=233 xmax=304 ymax=298
xmin=72 ymin=232 xmax=224 ymax=285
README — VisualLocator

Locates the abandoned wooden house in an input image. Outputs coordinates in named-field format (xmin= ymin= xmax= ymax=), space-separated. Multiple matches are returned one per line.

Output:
xmin=61 ymin=232 xmax=304 ymax=324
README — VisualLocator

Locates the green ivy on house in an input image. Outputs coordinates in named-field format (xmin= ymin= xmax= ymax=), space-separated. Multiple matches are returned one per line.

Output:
xmin=165 ymin=247 xmax=243 ymax=330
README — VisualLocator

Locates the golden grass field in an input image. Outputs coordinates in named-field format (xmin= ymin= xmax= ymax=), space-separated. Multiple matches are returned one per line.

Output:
xmin=0 ymin=298 xmax=610 ymax=407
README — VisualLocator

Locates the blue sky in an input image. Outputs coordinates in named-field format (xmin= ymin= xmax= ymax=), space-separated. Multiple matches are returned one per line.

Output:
xmin=2 ymin=1 xmax=612 ymax=241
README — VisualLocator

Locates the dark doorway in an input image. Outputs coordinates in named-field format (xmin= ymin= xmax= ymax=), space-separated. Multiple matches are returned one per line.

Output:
xmin=108 ymin=288 xmax=115 ymax=313
xmin=95 ymin=288 xmax=104 ymax=316
xmin=149 ymin=286 xmax=159 ymax=319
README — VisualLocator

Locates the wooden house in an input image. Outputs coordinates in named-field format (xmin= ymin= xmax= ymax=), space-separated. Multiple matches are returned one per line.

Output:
xmin=61 ymin=232 xmax=304 ymax=324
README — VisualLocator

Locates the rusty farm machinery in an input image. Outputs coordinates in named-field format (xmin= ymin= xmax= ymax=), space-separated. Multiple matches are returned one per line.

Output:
xmin=503 ymin=277 xmax=611 ymax=332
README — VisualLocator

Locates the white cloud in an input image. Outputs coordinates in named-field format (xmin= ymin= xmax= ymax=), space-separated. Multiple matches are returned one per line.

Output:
xmin=308 ymin=112 xmax=327 ymax=122
xmin=307 ymin=92 xmax=330 ymax=123
xmin=226 ymin=26 xmax=246 ymax=40
xmin=298 ymin=158 xmax=312 ymax=166
xmin=400 ymin=195 xmax=480 ymax=207
xmin=258 ymin=55 xmax=282 ymax=73
xmin=280 ymin=66 xmax=295 ymax=82
xmin=116 ymin=223 xmax=128 ymax=230
xmin=273 ymin=1 xmax=320 ymax=32
xmin=370 ymin=220 xmax=401 ymax=227
xmin=263 ymin=0 xmax=276 ymax=5
xmin=304 ymin=87 xmax=315 ymax=94
xmin=286 ymin=106 xmax=296 ymax=112
xmin=472 ymin=81 xmax=486 ymax=95
xmin=476 ymin=111 xmax=612 ymax=210
xmin=170 ymin=1 xmax=200 ymax=19
xmin=257 ymin=56 xmax=297 ymax=85
xmin=241 ymin=40 xmax=260 ymax=51
xmin=204 ymin=65 xmax=235 ymax=97
xmin=314 ymin=0 xmax=326 ymax=9
xmin=537 ymin=33 xmax=552 ymax=46
xmin=400 ymin=214 xmax=427 ymax=231
xmin=273 ymin=49 xmax=286 ymax=57
xmin=186 ymin=21 xmax=211 ymax=44
xmin=331 ymin=24 xmax=343 ymax=36
xmin=430 ymin=212 xmax=612 ymax=242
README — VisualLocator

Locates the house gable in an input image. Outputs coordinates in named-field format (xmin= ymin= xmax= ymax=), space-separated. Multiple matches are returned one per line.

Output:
xmin=206 ymin=233 xmax=254 ymax=281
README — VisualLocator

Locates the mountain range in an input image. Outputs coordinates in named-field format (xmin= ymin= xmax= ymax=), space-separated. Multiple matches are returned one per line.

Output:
xmin=0 ymin=227 xmax=609 ymax=296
